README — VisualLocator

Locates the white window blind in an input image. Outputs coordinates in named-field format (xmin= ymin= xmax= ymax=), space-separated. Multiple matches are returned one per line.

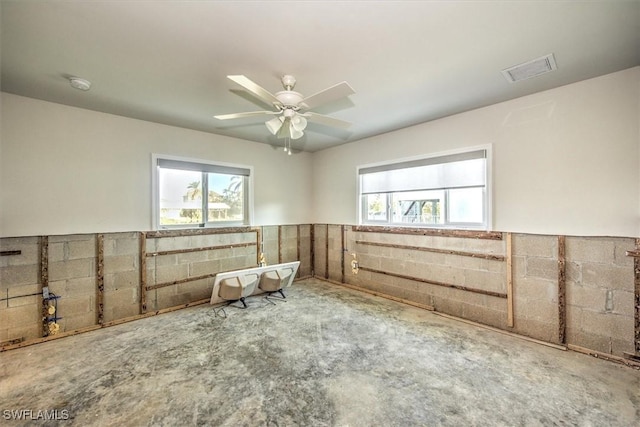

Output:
xmin=157 ymin=159 xmax=250 ymax=176
xmin=360 ymin=150 xmax=486 ymax=194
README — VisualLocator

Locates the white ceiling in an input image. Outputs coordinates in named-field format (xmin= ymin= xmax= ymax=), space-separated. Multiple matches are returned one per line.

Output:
xmin=2 ymin=1 xmax=639 ymax=152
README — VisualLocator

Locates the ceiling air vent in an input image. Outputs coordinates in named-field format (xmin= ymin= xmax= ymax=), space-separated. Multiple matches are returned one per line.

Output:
xmin=501 ymin=53 xmax=557 ymax=83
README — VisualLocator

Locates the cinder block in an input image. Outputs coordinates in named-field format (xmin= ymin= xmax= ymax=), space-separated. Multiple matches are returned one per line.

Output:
xmin=153 ymin=254 xmax=178 ymax=267
xmin=57 ymin=296 xmax=93 ymax=316
xmin=63 ymin=276 xmax=96 ymax=296
xmin=104 ymin=288 xmax=137 ymax=308
xmin=610 ymin=314 xmax=634 ymax=340
xmin=156 ymin=236 xmax=190 ymax=252
xmin=612 ymin=290 xmax=634 ymax=316
xmin=7 ymin=284 xmax=40 ymax=307
xmin=513 ymin=317 xmax=558 ymax=343
xmin=613 ymin=238 xmax=635 ymax=267
xmin=513 ymin=234 xmax=557 ymax=258
xmin=49 ymin=258 xmax=94 ymax=281
xmin=566 ymin=330 xmax=616 ymax=355
xmin=61 ymin=311 xmax=97 ymax=331
xmin=566 ymin=261 xmax=581 ymax=283
xmin=155 ymin=264 xmax=189 ymax=284
xmin=67 ymin=237 xmax=96 ymax=260
xmin=463 ymin=238 xmax=505 ymax=256
xmin=189 ymin=260 xmax=221 ymax=277
xmin=213 ymin=248 xmax=233 ymax=259
xmin=566 ymin=237 xmax=615 ymax=264
xmin=114 ymin=233 xmax=140 ymax=255
xmin=232 ymin=245 xmax=254 ymax=258
xmin=525 ymin=257 xmax=557 ymax=280
xmin=513 ymin=277 xmax=557 ymax=301
xmin=219 ymin=257 xmax=247 ymax=272
xmin=463 ymin=269 xmax=504 ymax=293
xmin=512 ymin=256 xmax=526 ymax=279
xmin=581 ymin=262 xmax=633 ymax=291
xmin=521 ymin=298 xmax=558 ymax=323
xmin=262 ymin=226 xmax=279 ymax=240
xmin=566 ymin=283 xmax=606 ymax=310
xmin=0 ymin=237 xmax=39 ymax=267
xmin=176 ymin=278 xmax=211 ymax=301
xmin=7 ymin=324 xmax=41 ymax=341
xmin=283 ymin=225 xmax=299 ymax=239
xmin=105 ymin=233 xmax=140 ymax=257
xmin=154 ymin=286 xmax=179 ymax=309
xmin=461 ymin=303 xmax=506 ymax=329
xmin=112 ymin=303 xmax=140 ymax=320
xmin=299 ymin=225 xmax=311 ymax=238
xmin=281 ymin=247 xmax=297 ymax=263
xmin=577 ymin=310 xmax=618 ymax=338
xmin=432 ymin=296 xmax=464 ymax=318
xmin=6 ymin=303 xmax=39 ymax=328
xmin=105 ymin=270 xmax=139 ymax=291
xmin=48 ymin=242 xmax=65 ymax=262
xmin=177 ymin=251 xmax=208 ymax=264
xmin=0 ymin=264 xmax=39 ymax=288
xmin=104 ymin=255 xmax=137 ymax=274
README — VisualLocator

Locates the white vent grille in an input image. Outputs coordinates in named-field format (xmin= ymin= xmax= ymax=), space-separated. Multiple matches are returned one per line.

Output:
xmin=502 ymin=54 xmax=557 ymax=83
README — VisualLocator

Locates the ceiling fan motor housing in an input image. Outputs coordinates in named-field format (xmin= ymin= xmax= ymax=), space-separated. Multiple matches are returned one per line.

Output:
xmin=275 ymin=91 xmax=304 ymax=109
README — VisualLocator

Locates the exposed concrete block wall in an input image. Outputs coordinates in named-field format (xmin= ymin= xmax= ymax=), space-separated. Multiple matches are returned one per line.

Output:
xmin=103 ymin=233 xmax=140 ymax=322
xmin=334 ymin=227 xmax=638 ymax=358
xmin=2 ymin=226 xmax=314 ymax=346
xmin=279 ymin=225 xmax=298 ymax=264
xmin=565 ymin=237 xmax=635 ymax=355
xmin=0 ymin=237 xmax=41 ymax=342
xmin=298 ymin=225 xmax=312 ymax=277
xmin=511 ymin=234 xmax=560 ymax=343
xmin=49 ymin=234 xmax=98 ymax=332
xmin=344 ymin=229 xmax=508 ymax=329
xmin=261 ymin=226 xmax=279 ymax=266
xmin=327 ymin=225 xmax=344 ymax=283
xmin=313 ymin=224 xmax=328 ymax=278
xmin=145 ymin=230 xmax=258 ymax=311
xmin=2 ymin=226 xmax=636 ymax=359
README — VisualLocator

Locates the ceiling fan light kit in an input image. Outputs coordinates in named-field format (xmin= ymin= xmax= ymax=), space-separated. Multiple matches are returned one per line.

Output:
xmin=214 ymin=74 xmax=355 ymax=153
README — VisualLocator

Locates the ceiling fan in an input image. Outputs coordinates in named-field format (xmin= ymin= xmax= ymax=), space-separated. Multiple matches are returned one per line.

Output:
xmin=214 ymin=75 xmax=355 ymax=151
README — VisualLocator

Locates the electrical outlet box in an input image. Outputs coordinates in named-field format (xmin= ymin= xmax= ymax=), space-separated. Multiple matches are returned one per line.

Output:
xmin=42 ymin=286 xmax=50 ymax=299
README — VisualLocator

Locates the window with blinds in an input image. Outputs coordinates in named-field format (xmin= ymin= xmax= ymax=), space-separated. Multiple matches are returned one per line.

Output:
xmin=154 ymin=156 xmax=251 ymax=228
xmin=358 ymin=149 xmax=489 ymax=229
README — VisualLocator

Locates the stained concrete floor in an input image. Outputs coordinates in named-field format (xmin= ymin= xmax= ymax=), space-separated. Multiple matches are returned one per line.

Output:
xmin=1 ymin=279 xmax=639 ymax=426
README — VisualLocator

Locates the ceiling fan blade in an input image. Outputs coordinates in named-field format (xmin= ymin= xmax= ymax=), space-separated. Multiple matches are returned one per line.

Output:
xmin=214 ymin=111 xmax=277 ymax=120
xmin=303 ymin=112 xmax=352 ymax=129
xmin=301 ymin=81 xmax=355 ymax=109
xmin=227 ymin=75 xmax=280 ymax=106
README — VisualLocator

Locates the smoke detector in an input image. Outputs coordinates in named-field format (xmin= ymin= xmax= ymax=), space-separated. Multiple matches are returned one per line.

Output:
xmin=502 ymin=54 xmax=557 ymax=83
xmin=68 ymin=77 xmax=92 ymax=91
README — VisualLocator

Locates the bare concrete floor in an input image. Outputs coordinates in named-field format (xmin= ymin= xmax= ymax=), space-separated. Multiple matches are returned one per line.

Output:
xmin=1 ymin=279 xmax=639 ymax=426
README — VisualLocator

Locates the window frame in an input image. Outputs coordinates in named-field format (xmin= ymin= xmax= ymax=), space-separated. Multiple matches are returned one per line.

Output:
xmin=356 ymin=145 xmax=492 ymax=230
xmin=151 ymin=154 xmax=254 ymax=230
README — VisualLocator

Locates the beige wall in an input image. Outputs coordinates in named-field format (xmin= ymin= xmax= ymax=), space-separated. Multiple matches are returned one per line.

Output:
xmin=312 ymin=67 xmax=640 ymax=237
xmin=2 ymin=68 xmax=639 ymax=238
xmin=0 ymin=94 xmax=313 ymax=237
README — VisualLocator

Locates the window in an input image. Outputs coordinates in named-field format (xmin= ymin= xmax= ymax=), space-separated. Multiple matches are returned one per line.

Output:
xmin=358 ymin=148 xmax=489 ymax=229
xmin=153 ymin=156 xmax=251 ymax=228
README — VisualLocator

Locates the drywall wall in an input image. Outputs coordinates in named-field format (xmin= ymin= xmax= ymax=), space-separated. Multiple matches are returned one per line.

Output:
xmin=312 ymin=67 xmax=640 ymax=237
xmin=0 ymin=93 xmax=313 ymax=237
